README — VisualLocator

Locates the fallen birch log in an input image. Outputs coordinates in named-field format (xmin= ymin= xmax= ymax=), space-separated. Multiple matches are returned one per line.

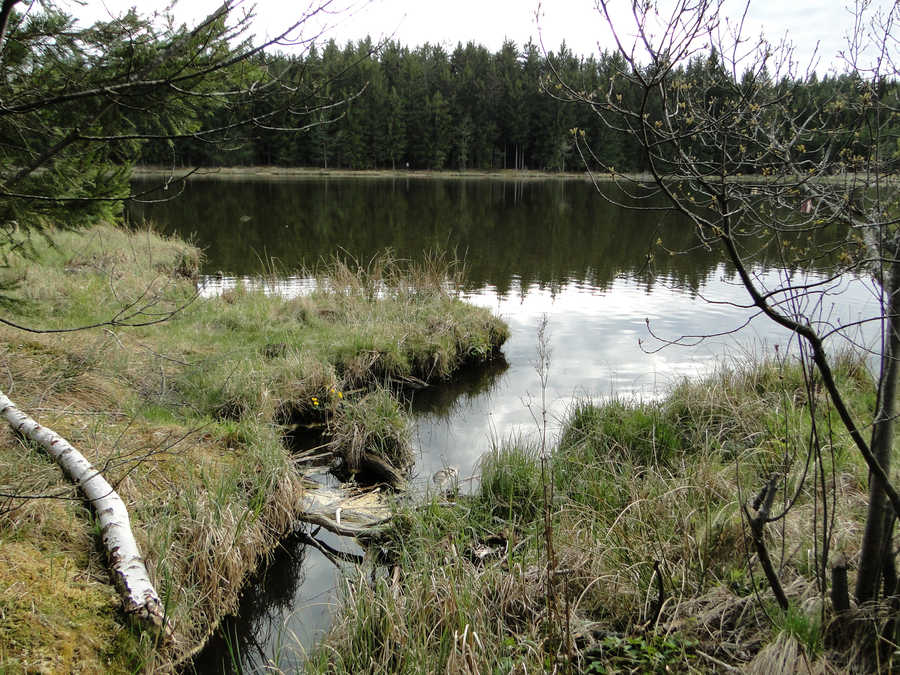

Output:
xmin=0 ymin=390 xmax=171 ymax=638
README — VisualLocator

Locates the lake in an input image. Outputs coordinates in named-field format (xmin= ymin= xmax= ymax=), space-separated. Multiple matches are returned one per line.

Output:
xmin=129 ymin=174 xmax=877 ymax=672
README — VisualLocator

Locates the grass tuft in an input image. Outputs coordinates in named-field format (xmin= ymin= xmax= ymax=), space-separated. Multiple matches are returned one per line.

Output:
xmin=0 ymin=224 xmax=507 ymax=670
xmin=309 ymin=354 xmax=882 ymax=673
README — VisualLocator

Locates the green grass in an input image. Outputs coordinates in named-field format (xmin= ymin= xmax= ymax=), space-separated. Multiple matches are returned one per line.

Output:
xmin=0 ymin=224 xmax=508 ymax=671
xmin=478 ymin=439 xmax=545 ymax=522
xmin=308 ymin=355 xmax=881 ymax=673
xmin=774 ymin=605 xmax=824 ymax=658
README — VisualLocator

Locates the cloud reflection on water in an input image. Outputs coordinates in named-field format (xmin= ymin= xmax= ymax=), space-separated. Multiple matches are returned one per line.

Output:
xmin=411 ymin=265 xmax=879 ymax=488
xmin=197 ymin=264 xmax=879 ymax=492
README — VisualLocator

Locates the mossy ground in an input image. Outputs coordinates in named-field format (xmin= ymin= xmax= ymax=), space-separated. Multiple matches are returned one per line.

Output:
xmin=0 ymin=224 xmax=507 ymax=671
xmin=308 ymin=355 xmax=885 ymax=673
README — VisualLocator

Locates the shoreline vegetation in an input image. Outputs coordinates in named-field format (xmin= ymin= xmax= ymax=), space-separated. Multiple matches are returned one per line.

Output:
xmin=132 ymin=165 xmax=611 ymax=182
xmin=307 ymin=356 xmax=879 ymax=673
xmin=0 ymin=219 xmax=887 ymax=673
xmin=0 ymin=224 xmax=507 ymax=671
xmin=132 ymin=165 xmax=894 ymax=187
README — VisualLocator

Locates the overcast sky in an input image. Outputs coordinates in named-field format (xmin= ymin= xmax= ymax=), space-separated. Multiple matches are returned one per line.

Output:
xmin=76 ymin=0 xmax=894 ymax=74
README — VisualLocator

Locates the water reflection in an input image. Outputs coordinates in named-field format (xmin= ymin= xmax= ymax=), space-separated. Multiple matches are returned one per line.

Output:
xmin=405 ymin=356 xmax=510 ymax=417
xmin=130 ymin=176 xmax=830 ymax=296
xmin=411 ymin=267 xmax=877 ymax=489
xmin=191 ymin=527 xmax=361 ymax=674
xmin=135 ymin=176 xmax=877 ymax=672
xmin=196 ymin=275 xmax=316 ymax=298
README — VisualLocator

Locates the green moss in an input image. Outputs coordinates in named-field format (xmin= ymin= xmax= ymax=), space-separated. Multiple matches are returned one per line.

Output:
xmin=0 ymin=519 xmax=143 ymax=673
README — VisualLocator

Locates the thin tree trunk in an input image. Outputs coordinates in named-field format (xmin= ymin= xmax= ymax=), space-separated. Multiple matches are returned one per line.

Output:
xmin=856 ymin=259 xmax=900 ymax=603
xmin=0 ymin=391 xmax=171 ymax=637
xmin=0 ymin=0 xmax=20 ymax=58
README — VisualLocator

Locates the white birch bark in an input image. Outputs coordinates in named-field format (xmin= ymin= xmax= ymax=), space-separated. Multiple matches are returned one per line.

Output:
xmin=0 ymin=390 xmax=171 ymax=637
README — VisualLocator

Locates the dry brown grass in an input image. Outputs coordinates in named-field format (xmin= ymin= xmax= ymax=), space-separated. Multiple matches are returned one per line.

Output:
xmin=0 ymin=223 xmax=508 ymax=671
xmin=0 ymin=327 xmax=310 ymax=670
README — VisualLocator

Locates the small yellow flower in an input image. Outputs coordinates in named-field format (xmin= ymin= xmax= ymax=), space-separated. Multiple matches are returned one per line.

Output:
xmin=337 ymin=391 xmax=343 ymax=399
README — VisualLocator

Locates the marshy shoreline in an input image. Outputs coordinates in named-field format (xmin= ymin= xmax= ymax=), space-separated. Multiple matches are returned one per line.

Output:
xmin=305 ymin=356 xmax=878 ymax=673
xmin=0 ymin=220 xmax=888 ymax=674
xmin=0 ymin=224 xmax=507 ymax=671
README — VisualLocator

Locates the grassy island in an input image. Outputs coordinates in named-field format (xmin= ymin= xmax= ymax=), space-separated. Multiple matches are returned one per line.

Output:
xmin=0 ymin=224 xmax=507 ymax=671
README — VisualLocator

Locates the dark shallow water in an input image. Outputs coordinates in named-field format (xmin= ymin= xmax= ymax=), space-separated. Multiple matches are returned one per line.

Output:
xmin=191 ymin=527 xmax=361 ymax=672
xmin=131 ymin=175 xmax=878 ymax=672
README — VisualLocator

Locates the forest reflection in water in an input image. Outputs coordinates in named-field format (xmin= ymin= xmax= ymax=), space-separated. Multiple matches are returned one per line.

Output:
xmin=132 ymin=175 xmax=876 ymax=672
xmin=130 ymin=174 xmax=844 ymax=297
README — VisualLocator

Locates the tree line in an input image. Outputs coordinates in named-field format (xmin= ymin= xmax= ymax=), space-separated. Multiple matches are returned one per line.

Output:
xmin=140 ymin=37 xmax=899 ymax=174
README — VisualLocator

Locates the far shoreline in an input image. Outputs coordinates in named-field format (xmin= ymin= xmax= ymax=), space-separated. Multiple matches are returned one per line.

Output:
xmin=131 ymin=164 xmax=640 ymax=182
xmin=131 ymin=165 xmax=886 ymax=186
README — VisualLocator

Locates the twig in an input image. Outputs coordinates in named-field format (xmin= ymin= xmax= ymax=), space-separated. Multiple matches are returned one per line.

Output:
xmin=743 ymin=475 xmax=789 ymax=610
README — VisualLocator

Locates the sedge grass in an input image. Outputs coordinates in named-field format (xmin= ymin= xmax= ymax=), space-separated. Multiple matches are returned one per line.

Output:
xmin=309 ymin=354 xmax=881 ymax=673
xmin=0 ymin=224 xmax=507 ymax=671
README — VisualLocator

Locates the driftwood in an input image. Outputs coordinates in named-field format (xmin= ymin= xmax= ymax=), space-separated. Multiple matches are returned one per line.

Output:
xmin=299 ymin=477 xmax=391 ymax=537
xmin=0 ymin=391 xmax=171 ymax=638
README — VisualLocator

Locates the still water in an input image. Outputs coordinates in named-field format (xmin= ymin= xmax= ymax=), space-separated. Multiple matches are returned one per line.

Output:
xmin=130 ymin=175 xmax=877 ymax=672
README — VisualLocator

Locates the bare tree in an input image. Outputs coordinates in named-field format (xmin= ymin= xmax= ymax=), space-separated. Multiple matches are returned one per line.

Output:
xmin=557 ymin=0 xmax=899 ymax=627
